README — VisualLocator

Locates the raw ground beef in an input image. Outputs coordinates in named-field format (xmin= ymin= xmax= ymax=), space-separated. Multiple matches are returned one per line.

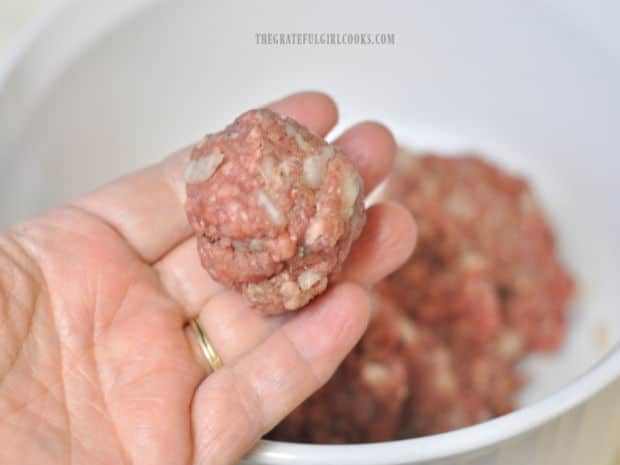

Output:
xmin=269 ymin=151 xmax=574 ymax=442
xmin=270 ymin=291 xmax=411 ymax=443
xmin=185 ymin=109 xmax=365 ymax=315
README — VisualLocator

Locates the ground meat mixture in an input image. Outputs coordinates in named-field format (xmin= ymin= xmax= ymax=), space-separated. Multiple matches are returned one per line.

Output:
xmin=185 ymin=109 xmax=365 ymax=315
xmin=271 ymin=292 xmax=411 ymax=443
xmin=382 ymin=154 xmax=574 ymax=352
xmin=269 ymin=151 xmax=574 ymax=442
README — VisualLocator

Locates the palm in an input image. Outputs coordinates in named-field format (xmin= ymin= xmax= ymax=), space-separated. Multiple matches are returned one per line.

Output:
xmin=0 ymin=93 xmax=415 ymax=465
xmin=13 ymin=209 xmax=200 ymax=464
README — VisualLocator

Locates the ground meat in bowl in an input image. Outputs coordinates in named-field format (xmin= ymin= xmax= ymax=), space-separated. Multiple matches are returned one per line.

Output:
xmin=269 ymin=291 xmax=411 ymax=443
xmin=382 ymin=153 xmax=574 ymax=352
xmin=269 ymin=151 xmax=573 ymax=442
xmin=185 ymin=109 xmax=365 ymax=315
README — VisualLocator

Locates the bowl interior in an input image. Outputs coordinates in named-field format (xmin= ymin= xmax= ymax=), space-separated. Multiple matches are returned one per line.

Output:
xmin=0 ymin=0 xmax=619 ymax=460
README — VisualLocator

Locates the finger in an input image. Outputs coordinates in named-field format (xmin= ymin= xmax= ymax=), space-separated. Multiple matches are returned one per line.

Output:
xmin=267 ymin=91 xmax=339 ymax=135
xmin=184 ymin=290 xmax=291 ymax=377
xmin=155 ymin=237 xmax=225 ymax=313
xmin=341 ymin=202 xmax=417 ymax=287
xmin=333 ymin=121 xmax=396 ymax=194
xmin=191 ymin=283 xmax=370 ymax=465
xmin=71 ymin=91 xmax=340 ymax=264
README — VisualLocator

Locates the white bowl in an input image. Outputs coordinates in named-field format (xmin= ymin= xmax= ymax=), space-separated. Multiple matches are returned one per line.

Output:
xmin=1 ymin=1 xmax=619 ymax=464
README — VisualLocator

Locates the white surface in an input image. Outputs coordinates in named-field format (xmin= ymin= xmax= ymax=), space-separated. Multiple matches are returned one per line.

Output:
xmin=0 ymin=0 xmax=49 ymax=50
xmin=0 ymin=1 xmax=619 ymax=464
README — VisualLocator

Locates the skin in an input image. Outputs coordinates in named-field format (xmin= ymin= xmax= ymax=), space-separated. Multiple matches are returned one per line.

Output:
xmin=0 ymin=92 xmax=416 ymax=465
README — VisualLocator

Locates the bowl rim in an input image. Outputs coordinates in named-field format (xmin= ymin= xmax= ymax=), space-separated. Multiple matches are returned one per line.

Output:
xmin=1 ymin=2 xmax=619 ymax=464
xmin=251 ymin=348 xmax=620 ymax=464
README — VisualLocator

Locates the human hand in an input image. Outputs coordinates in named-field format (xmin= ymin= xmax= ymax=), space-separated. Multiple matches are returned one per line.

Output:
xmin=0 ymin=92 xmax=416 ymax=465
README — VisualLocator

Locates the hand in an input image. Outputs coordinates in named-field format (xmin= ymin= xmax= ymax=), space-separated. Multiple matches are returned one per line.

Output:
xmin=0 ymin=92 xmax=416 ymax=465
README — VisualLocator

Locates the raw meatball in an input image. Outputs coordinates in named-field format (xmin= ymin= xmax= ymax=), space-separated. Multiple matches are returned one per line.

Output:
xmin=185 ymin=109 xmax=365 ymax=314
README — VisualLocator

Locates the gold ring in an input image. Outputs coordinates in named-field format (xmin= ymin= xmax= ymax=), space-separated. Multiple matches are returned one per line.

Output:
xmin=189 ymin=317 xmax=223 ymax=373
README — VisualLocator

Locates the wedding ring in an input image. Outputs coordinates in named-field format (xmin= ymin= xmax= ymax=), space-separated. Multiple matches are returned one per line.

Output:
xmin=189 ymin=317 xmax=223 ymax=373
